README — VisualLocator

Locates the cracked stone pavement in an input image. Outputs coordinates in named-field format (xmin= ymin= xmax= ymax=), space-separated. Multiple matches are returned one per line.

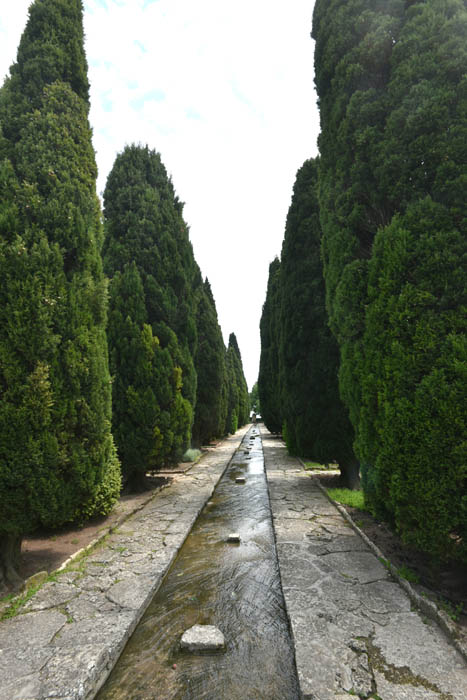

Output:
xmin=0 ymin=427 xmax=249 ymax=700
xmin=2 ymin=425 xmax=466 ymax=700
xmin=262 ymin=429 xmax=467 ymax=700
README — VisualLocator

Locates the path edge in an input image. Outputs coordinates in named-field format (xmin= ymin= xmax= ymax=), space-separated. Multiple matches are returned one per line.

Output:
xmin=296 ymin=457 xmax=467 ymax=664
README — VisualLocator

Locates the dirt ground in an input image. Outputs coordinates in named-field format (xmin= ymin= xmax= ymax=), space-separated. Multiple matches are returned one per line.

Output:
xmin=18 ymin=476 xmax=170 ymax=581
xmin=316 ymin=471 xmax=467 ymax=633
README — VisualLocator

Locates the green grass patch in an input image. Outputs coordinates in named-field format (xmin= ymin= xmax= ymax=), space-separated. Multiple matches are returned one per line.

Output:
xmin=327 ymin=488 xmax=367 ymax=511
xmin=304 ymin=460 xmax=328 ymax=470
xmin=397 ymin=565 xmax=420 ymax=584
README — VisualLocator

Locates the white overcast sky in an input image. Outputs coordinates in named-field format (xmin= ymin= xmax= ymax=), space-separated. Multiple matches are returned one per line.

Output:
xmin=0 ymin=0 xmax=320 ymax=389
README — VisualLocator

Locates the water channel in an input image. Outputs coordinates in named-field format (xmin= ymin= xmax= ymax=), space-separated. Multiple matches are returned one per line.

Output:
xmin=97 ymin=427 xmax=300 ymax=699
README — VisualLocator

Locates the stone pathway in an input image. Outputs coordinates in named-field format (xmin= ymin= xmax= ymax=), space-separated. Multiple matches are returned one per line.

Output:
xmin=0 ymin=427 xmax=249 ymax=700
xmin=262 ymin=429 xmax=467 ymax=700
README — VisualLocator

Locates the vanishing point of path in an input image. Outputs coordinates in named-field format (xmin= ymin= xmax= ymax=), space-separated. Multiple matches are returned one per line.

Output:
xmin=0 ymin=425 xmax=466 ymax=699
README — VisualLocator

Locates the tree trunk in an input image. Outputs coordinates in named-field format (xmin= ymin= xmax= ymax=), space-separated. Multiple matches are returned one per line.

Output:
xmin=0 ymin=533 xmax=23 ymax=590
xmin=339 ymin=459 xmax=361 ymax=490
xmin=125 ymin=470 xmax=150 ymax=494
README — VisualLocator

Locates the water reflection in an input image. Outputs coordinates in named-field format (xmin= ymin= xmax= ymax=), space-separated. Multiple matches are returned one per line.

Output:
xmin=97 ymin=428 xmax=299 ymax=700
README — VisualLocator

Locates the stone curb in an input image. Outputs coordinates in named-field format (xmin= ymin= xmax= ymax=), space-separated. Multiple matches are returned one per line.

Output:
xmin=297 ymin=457 xmax=467 ymax=664
xmin=22 ymin=448 xmax=210 ymax=583
xmin=54 ymin=482 xmax=171 ymax=575
xmin=90 ymin=427 xmax=250 ymax=698
xmin=0 ymin=427 xmax=250 ymax=700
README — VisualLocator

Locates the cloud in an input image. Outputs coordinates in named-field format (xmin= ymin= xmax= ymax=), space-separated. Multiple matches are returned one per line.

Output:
xmin=0 ymin=0 xmax=319 ymax=389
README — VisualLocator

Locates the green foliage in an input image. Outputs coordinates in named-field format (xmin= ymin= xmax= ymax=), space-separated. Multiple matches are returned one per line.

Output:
xmin=105 ymin=263 xmax=191 ymax=488
xmin=326 ymin=488 xmax=366 ymax=512
xmin=279 ymin=159 xmax=357 ymax=484
xmin=313 ymin=0 xmax=467 ymax=561
xmin=0 ymin=0 xmax=120 ymax=554
xmin=225 ymin=333 xmax=249 ymax=433
xmin=103 ymin=144 xmax=198 ymax=412
xmin=182 ymin=448 xmax=201 ymax=463
xmin=360 ymin=199 xmax=467 ymax=560
xmin=258 ymin=258 xmax=283 ymax=433
xmin=103 ymin=145 xmax=198 ymax=487
xmin=396 ymin=566 xmax=419 ymax=585
xmin=192 ymin=279 xmax=227 ymax=445
xmin=249 ymin=381 xmax=260 ymax=414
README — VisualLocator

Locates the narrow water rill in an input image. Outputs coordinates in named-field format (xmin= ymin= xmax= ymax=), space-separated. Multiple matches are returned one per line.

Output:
xmin=97 ymin=427 xmax=300 ymax=699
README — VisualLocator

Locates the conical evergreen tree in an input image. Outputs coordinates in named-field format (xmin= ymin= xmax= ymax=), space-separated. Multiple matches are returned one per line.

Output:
xmin=279 ymin=159 xmax=358 ymax=487
xmin=249 ymin=382 xmax=260 ymax=416
xmin=106 ymin=263 xmax=191 ymax=490
xmin=0 ymin=0 xmax=120 ymax=586
xmin=103 ymin=144 xmax=198 ymax=412
xmin=313 ymin=0 xmax=467 ymax=560
xmin=258 ymin=258 xmax=283 ymax=434
xmin=357 ymin=0 xmax=467 ymax=560
xmin=103 ymin=145 xmax=195 ymax=486
xmin=228 ymin=333 xmax=249 ymax=428
xmin=192 ymin=279 xmax=227 ymax=446
xmin=312 ymin=0 xmax=404 ymax=435
xmin=225 ymin=343 xmax=240 ymax=434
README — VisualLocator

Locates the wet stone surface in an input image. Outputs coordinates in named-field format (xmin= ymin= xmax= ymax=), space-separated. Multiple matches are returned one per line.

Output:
xmin=262 ymin=429 xmax=467 ymax=700
xmin=180 ymin=624 xmax=225 ymax=652
xmin=96 ymin=427 xmax=300 ymax=700
xmin=0 ymin=428 xmax=249 ymax=700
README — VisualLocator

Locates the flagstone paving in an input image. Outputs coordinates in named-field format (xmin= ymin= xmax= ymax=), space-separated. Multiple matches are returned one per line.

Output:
xmin=262 ymin=429 xmax=467 ymax=700
xmin=2 ymin=425 xmax=466 ymax=699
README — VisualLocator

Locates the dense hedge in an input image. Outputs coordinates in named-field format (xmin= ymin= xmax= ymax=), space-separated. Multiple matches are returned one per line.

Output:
xmin=0 ymin=0 xmax=120 ymax=584
xmin=279 ymin=159 xmax=358 ymax=487
xmin=313 ymin=0 xmax=467 ymax=560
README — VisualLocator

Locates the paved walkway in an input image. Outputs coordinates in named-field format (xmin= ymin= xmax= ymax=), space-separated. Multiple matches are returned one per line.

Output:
xmin=0 ymin=427 xmax=249 ymax=700
xmin=262 ymin=429 xmax=467 ymax=700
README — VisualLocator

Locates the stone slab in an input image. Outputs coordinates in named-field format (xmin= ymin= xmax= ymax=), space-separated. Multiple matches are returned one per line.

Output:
xmin=262 ymin=428 xmax=467 ymax=700
xmin=180 ymin=624 xmax=225 ymax=652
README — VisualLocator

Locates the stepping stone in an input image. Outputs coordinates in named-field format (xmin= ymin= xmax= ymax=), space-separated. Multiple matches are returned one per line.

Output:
xmin=180 ymin=624 xmax=225 ymax=652
xmin=227 ymin=533 xmax=241 ymax=543
xmin=235 ymin=476 xmax=246 ymax=484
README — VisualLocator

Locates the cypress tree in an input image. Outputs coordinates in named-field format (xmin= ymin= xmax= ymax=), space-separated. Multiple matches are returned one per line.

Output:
xmin=249 ymin=382 xmax=260 ymax=416
xmin=225 ymin=343 xmax=240 ymax=434
xmin=228 ymin=333 xmax=249 ymax=427
xmin=357 ymin=0 xmax=467 ymax=560
xmin=192 ymin=279 xmax=227 ymax=446
xmin=279 ymin=159 xmax=358 ymax=487
xmin=103 ymin=144 xmax=198 ymax=412
xmin=312 ymin=0 xmax=404 ymax=434
xmin=0 ymin=0 xmax=120 ymax=586
xmin=313 ymin=0 xmax=467 ymax=560
xmin=258 ymin=258 xmax=283 ymax=434
xmin=103 ymin=145 xmax=195 ymax=487
xmin=225 ymin=333 xmax=249 ymax=433
xmin=106 ymin=263 xmax=191 ymax=490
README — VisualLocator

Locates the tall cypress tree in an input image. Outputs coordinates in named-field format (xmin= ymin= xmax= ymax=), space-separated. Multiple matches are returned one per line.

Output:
xmin=357 ymin=0 xmax=467 ymax=560
xmin=225 ymin=333 xmax=249 ymax=433
xmin=313 ymin=0 xmax=467 ymax=560
xmin=0 ymin=0 xmax=120 ymax=586
xmin=279 ymin=159 xmax=358 ymax=487
xmin=103 ymin=145 xmax=195 ymax=487
xmin=312 ymin=0 xmax=404 ymax=434
xmin=229 ymin=333 xmax=249 ymax=427
xmin=106 ymin=263 xmax=191 ymax=490
xmin=103 ymin=144 xmax=198 ymax=413
xmin=192 ymin=279 xmax=227 ymax=446
xmin=258 ymin=258 xmax=283 ymax=434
